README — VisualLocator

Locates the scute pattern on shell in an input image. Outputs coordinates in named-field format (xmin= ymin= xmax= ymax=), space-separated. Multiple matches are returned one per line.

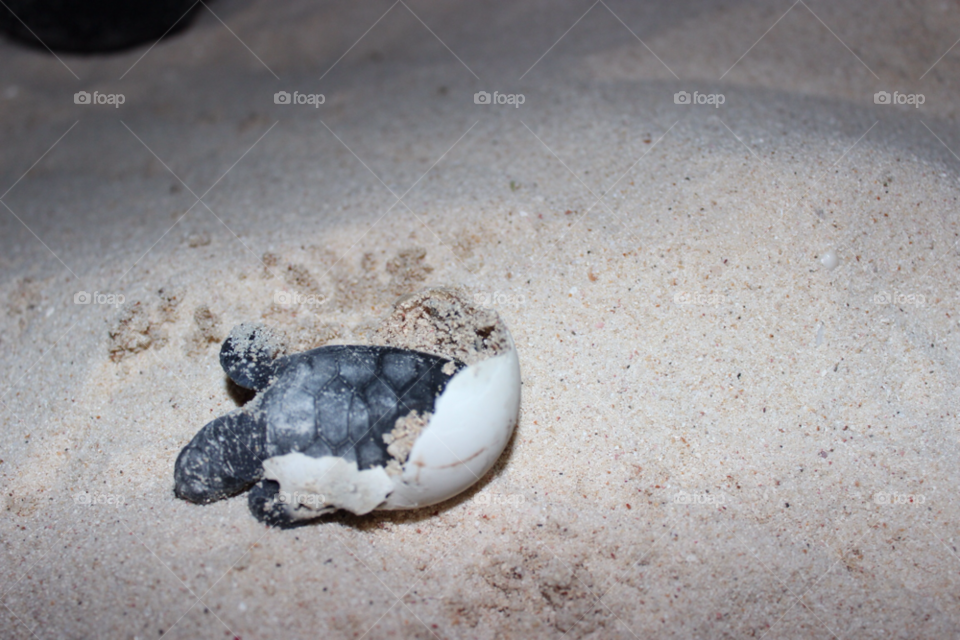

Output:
xmin=259 ymin=345 xmax=461 ymax=469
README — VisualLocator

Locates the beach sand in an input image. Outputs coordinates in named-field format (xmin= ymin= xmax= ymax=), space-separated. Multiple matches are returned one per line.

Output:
xmin=2 ymin=0 xmax=960 ymax=637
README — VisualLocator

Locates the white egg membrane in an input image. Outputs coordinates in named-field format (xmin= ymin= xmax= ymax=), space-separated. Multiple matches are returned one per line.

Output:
xmin=262 ymin=290 xmax=521 ymax=519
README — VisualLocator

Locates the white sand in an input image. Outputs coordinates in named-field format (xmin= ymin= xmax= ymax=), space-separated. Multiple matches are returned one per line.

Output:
xmin=2 ymin=0 xmax=960 ymax=637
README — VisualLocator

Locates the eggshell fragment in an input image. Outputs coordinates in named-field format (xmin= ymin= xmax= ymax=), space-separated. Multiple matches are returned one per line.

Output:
xmin=383 ymin=330 xmax=521 ymax=509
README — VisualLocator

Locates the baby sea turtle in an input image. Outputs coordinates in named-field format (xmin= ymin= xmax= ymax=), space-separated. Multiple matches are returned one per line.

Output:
xmin=174 ymin=323 xmax=468 ymax=526
xmin=175 ymin=289 xmax=522 ymax=527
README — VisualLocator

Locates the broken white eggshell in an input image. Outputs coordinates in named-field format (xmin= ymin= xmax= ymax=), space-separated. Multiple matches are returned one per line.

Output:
xmin=383 ymin=330 xmax=522 ymax=509
xmin=259 ymin=329 xmax=521 ymax=519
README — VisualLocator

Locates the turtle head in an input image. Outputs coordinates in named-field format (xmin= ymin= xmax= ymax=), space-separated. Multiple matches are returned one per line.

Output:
xmin=220 ymin=322 xmax=288 ymax=391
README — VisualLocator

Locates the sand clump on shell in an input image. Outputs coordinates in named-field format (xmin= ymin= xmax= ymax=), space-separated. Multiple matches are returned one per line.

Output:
xmin=383 ymin=409 xmax=432 ymax=476
xmin=374 ymin=287 xmax=510 ymax=366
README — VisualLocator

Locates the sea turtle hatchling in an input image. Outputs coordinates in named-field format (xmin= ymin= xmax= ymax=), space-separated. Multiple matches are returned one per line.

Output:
xmin=174 ymin=293 xmax=521 ymax=526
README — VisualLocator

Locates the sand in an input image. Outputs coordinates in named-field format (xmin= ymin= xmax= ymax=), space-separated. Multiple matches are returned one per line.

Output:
xmin=2 ymin=0 xmax=960 ymax=637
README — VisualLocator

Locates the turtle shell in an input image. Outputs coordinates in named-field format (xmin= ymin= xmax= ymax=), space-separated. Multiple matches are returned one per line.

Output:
xmin=257 ymin=345 xmax=463 ymax=469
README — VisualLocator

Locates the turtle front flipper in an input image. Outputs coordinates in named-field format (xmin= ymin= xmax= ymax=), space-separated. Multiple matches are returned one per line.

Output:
xmin=220 ymin=322 xmax=288 ymax=391
xmin=174 ymin=410 xmax=266 ymax=503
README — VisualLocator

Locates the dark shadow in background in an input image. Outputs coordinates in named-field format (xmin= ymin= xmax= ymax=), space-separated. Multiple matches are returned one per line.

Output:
xmin=0 ymin=0 xmax=205 ymax=53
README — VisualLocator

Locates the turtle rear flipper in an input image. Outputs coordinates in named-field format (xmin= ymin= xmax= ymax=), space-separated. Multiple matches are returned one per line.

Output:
xmin=220 ymin=322 xmax=288 ymax=391
xmin=174 ymin=410 xmax=266 ymax=503
xmin=247 ymin=479 xmax=328 ymax=527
